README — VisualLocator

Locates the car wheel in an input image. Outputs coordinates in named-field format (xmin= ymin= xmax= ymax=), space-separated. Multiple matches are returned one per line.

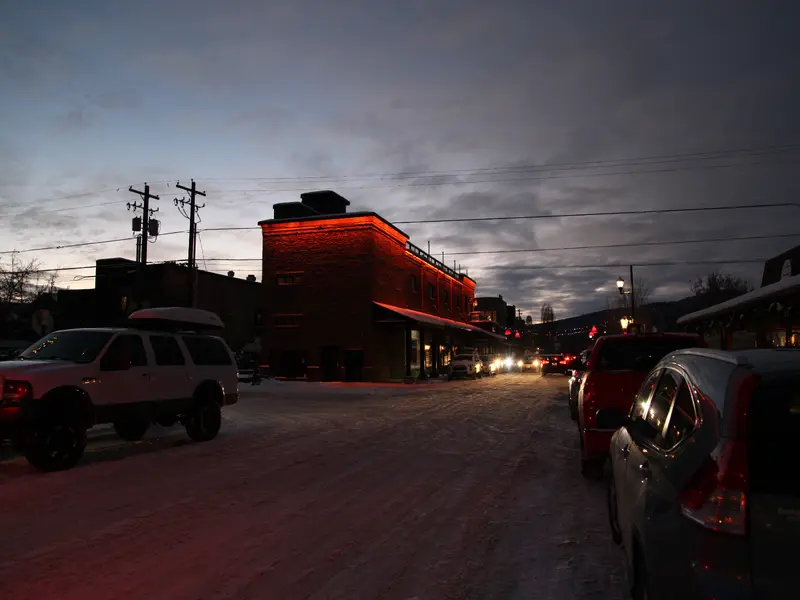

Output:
xmin=607 ymin=475 xmax=623 ymax=545
xmin=185 ymin=396 xmax=222 ymax=442
xmin=113 ymin=418 xmax=149 ymax=442
xmin=23 ymin=420 xmax=87 ymax=472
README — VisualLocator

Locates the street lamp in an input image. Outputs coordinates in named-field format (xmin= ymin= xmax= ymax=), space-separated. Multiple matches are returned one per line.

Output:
xmin=620 ymin=316 xmax=630 ymax=331
xmin=615 ymin=267 xmax=636 ymax=323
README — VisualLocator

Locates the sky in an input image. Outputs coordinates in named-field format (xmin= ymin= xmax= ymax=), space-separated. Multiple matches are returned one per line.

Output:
xmin=1 ymin=0 xmax=799 ymax=320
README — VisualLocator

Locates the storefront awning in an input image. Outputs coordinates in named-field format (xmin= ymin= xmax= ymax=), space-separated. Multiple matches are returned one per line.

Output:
xmin=374 ymin=302 xmax=508 ymax=341
xmin=677 ymin=274 xmax=800 ymax=325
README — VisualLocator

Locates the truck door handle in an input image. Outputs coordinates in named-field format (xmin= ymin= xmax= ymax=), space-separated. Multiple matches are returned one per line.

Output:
xmin=639 ymin=461 xmax=651 ymax=479
xmin=621 ymin=445 xmax=630 ymax=459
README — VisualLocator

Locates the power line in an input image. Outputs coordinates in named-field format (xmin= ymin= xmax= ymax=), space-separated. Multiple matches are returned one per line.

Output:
xmin=1 ymin=143 xmax=796 ymax=217
xmin=3 ymin=202 xmax=798 ymax=256
xmin=444 ymin=232 xmax=800 ymax=255
xmin=0 ymin=231 xmax=185 ymax=255
xmin=199 ymin=143 xmax=800 ymax=182
xmin=473 ymin=259 xmax=769 ymax=271
xmin=10 ymin=256 xmax=768 ymax=277
xmin=195 ymin=232 xmax=800 ymax=263
xmin=392 ymin=202 xmax=800 ymax=224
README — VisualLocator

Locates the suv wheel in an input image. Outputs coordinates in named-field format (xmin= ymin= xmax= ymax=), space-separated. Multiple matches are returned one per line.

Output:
xmin=113 ymin=418 xmax=149 ymax=442
xmin=185 ymin=396 xmax=222 ymax=442
xmin=23 ymin=421 xmax=87 ymax=472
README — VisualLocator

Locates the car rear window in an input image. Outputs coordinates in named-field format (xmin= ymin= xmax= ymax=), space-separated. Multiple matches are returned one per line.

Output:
xmin=748 ymin=373 xmax=800 ymax=497
xmin=594 ymin=337 xmax=701 ymax=372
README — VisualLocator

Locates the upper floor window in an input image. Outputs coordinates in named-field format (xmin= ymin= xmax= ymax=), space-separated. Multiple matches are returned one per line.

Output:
xmin=443 ymin=290 xmax=450 ymax=304
xmin=455 ymin=294 xmax=460 ymax=309
xmin=277 ymin=273 xmax=302 ymax=285
xmin=411 ymin=275 xmax=418 ymax=293
xmin=428 ymin=283 xmax=436 ymax=299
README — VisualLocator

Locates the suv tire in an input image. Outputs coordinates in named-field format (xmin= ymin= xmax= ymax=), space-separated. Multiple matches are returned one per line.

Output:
xmin=23 ymin=420 xmax=87 ymax=472
xmin=185 ymin=396 xmax=222 ymax=442
xmin=113 ymin=418 xmax=149 ymax=442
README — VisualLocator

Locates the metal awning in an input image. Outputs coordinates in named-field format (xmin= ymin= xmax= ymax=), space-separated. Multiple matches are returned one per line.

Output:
xmin=677 ymin=274 xmax=800 ymax=325
xmin=374 ymin=302 xmax=508 ymax=341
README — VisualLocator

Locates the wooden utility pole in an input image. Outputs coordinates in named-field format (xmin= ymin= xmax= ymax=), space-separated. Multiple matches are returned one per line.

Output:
xmin=128 ymin=183 xmax=160 ymax=265
xmin=175 ymin=179 xmax=206 ymax=307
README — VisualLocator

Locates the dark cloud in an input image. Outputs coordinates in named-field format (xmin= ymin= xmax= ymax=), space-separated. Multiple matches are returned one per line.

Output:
xmin=1 ymin=0 xmax=799 ymax=310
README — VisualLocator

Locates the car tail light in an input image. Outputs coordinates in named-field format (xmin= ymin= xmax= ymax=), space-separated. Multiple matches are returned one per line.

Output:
xmin=582 ymin=373 xmax=597 ymax=427
xmin=679 ymin=374 xmax=757 ymax=536
xmin=2 ymin=379 xmax=32 ymax=402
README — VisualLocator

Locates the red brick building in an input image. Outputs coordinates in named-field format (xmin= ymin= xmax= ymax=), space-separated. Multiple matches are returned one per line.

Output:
xmin=260 ymin=191 xmax=505 ymax=381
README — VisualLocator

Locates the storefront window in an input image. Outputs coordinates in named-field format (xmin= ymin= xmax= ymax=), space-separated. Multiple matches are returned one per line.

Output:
xmin=410 ymin=330 xmax=420 ymax=369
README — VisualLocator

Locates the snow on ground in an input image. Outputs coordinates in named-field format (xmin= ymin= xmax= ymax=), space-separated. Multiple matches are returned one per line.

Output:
xmin=0 ymin=374 xmax=627 ymax=600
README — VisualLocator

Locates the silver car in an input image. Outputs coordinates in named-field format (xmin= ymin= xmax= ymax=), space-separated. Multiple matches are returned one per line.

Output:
xmin=607 ymin=348 xmax=799 ymax=600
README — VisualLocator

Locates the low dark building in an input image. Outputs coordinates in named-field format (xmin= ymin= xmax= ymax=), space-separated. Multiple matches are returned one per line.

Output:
xmin=55 ymin=259 xmax=263 ymax=351
xmin=678 ymin=244 xmax=800 ymax=349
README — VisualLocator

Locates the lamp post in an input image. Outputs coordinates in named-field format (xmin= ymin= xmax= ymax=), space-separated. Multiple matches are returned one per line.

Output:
xmin=616 ymin=265 xmax=636 ymax=323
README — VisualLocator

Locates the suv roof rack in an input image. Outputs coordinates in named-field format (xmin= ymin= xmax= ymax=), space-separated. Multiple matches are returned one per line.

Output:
xmin=127 ymin=307 xmax=225 ymax=331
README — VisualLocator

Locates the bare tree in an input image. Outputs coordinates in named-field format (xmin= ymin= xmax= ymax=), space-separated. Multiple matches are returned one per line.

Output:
xmin=690 ymin=271 xmax=752 ymax=307
xmin=0 ymin=253 xmax=57 ymax=303
xmin=540 ymin=303 xmax=555 ymax=323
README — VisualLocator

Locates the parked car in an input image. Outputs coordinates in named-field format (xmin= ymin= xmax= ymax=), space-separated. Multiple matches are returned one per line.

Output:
xmin=568 ymin=349 xmax=591 ymax=420
xmin=577 ymin=332 xmax=705 ymax=479
xmin=607 ymin=348 xmax=800 ymax=600
xmin=449 ymin=349 xmax=483 ymax=379
xmin=0 ymin=307 xmax=239 ymax=472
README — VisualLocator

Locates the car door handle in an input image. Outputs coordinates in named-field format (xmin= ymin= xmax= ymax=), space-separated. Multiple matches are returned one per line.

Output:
xmin=621 ymin=445 xmax=630 ymax=459
xmin=639 ymin=461 xmax=651 ymax=479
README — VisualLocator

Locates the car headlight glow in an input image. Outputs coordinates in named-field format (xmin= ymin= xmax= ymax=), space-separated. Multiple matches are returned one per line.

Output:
xmin=517 ymin=360 xmax=524 ymax=368
xmin=533 ymin=359 xmax=540 ymax=367
xmin=504 ymin=358 xmax=512 ymax=369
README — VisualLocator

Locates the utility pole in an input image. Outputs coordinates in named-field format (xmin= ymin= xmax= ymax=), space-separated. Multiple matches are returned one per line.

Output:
xmin=630 ymin=264 xmax=636 ymax=324
xmin=175 ymin=179 xmax=206 ymax=307
xmin=128 ymin=183 xmax=160 ymax=265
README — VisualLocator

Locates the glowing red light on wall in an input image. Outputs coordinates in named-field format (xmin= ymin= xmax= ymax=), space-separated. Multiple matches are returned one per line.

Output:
xmin=589 ymin=325 xmax=598 ymax=338
xmin=515 ymin=332 xmax=521 ymax=338
xmin=505 ymin=329 xmax=511 ymax=336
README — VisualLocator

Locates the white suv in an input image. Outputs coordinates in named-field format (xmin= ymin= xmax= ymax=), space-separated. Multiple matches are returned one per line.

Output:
xmin=0 ymin=308 xmax=239 ymax=471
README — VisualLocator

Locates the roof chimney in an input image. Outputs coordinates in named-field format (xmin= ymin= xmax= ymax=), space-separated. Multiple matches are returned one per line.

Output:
xmin=300 ymin=190 xmax=351 ymax=215
xmin=246 ymin=274 xmax=256 ymax=283
xmin=227 ymin=271 xmax=235 ymax=278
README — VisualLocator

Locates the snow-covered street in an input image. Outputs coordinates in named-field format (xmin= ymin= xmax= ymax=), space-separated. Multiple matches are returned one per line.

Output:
xmin=0 ymin=374 xmax=627 ymax=600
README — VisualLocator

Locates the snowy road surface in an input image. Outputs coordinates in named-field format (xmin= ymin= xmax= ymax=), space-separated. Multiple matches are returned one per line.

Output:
xmin=0 ymin=374 xmax=627 ymax=600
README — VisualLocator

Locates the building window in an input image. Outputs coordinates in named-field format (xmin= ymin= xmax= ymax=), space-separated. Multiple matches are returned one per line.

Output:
xmin=428 ymin=283 xmax=436 ymax=299
xmin=274 ymin=314 xmax=303 ymax=328
xmin=276 ymin=273 xmax=302 ymax=285
xmin=443 ymin=289 xmax=449 ymax=304
xmin=411 ymin=275 xmax=418 ymax=293
xmin=455 ymin=294 xmax=460 ymax=310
